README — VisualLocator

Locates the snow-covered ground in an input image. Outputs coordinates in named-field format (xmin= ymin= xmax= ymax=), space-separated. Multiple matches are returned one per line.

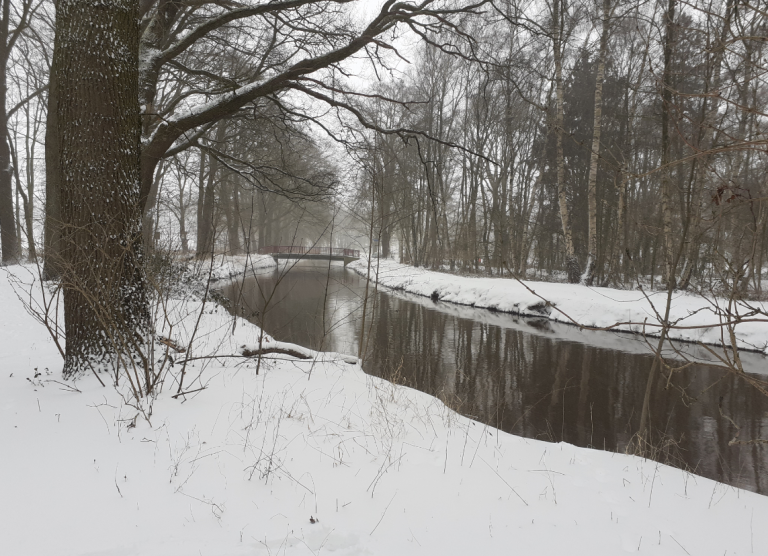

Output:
xmin=2 ymin=264 xmax=768 ymax=555
xmin=193 ymin=252 xmax=277 ymax=282
xmin=349 ymin=259 xmax=768 ymax=358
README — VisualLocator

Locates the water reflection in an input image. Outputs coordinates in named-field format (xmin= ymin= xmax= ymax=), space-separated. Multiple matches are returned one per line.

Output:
xmin=221 ymin=262 xmax=768 ymax=494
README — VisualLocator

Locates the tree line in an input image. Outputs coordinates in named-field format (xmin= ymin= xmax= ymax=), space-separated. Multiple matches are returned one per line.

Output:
xmin=353 ymin=0 xmax=767 ymax=296
xmin=1 ymin=0 xmax=482 ymax=381
xmin=0 ymin=0 xmax=765 ymax=385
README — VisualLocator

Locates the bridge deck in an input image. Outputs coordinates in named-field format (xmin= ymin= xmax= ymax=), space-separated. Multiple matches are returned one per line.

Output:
xmin=259 ymin=246 xmax=360 ymax=266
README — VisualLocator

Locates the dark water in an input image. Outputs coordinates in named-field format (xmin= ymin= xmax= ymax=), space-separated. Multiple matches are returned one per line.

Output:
xmin=220 ymin=262 xmax=768 ymax=494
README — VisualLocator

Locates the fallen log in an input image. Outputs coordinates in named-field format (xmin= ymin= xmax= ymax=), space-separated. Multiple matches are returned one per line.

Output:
xmin=241 ymin=346 xmax=311 ymax=360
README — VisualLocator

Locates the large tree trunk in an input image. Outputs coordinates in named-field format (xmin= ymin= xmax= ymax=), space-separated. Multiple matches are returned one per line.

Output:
xmin=55 ymin=0 xmax=149 ymax=379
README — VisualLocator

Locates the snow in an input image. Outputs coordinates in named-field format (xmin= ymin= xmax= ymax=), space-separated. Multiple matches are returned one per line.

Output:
xmin=2 ymin=264 xmax=768 ymax=555
xmin=195 ymin=252 xmax=277 ymax=283
xmin=348 ymin=258 xmax=768 ymax=359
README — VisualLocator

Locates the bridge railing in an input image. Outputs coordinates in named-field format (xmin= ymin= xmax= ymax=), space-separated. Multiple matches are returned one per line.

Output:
xmin=258 ymin=246 xmax=360 ymax=258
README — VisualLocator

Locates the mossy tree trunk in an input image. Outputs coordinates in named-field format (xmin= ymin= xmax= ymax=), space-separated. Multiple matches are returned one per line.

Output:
xmin=55 ymin=0 xmax=150 ymax=380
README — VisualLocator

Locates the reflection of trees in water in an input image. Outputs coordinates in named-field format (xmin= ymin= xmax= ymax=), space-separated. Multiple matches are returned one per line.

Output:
xmin=577 ymin=348 xmax=592 ymax=447
xmin=365 ymin=294 xmax=768 ymax=494
xmin=224 ymin=268 xmax=768 ymax=495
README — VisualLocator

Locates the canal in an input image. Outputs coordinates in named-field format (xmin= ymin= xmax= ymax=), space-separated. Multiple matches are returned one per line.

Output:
xmin=220 ymin=261 xmax=768 ymax=494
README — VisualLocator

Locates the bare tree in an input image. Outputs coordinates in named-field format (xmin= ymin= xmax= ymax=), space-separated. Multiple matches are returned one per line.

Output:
xmin=582 ymin=0 xmax=611 ymax=285
xmin=0 ymin=0 xmax=38 ymax=264
xmin=47 ymin=0 xmax=483 ymax=379
xmin=551 ymin=0 xmax=580 ymax=282
xmin=53 ymin=0 xmax=148 ymax=379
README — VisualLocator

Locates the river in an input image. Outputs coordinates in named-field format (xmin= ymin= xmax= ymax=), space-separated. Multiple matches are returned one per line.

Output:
xmin=220 ymin=261 xmax=768 ymax=494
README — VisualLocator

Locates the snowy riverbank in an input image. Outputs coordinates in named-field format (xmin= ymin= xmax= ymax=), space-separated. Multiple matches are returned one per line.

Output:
xmin=349 ymin=259 xmax=768 ymax=357
xmin=2 ymin=265 xmax=768 ymax=555
xmin=196 ymin=252 xmax=277 ymax=282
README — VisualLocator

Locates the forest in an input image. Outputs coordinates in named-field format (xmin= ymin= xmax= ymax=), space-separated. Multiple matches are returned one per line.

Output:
xmin=0 ymin=0 xmax=764 ymax=288
xmin=2 ymin=2 xmax=768 ymax=553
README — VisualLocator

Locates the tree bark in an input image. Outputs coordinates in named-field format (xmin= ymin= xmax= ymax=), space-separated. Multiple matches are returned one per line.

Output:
xmin=44 ymin=46 xmax=62 ymax=279
xmin=8 ymin=135 xmax=35 ymax=261
xmin=55 ymin=0 xmax=149 ymax=379
xmin=178 ymin=182 xmax=189 ymax=254
xmin=196 ymin=123 xmax=225 ymax=257
xmin=0 ymin=0 xmax=19 ymax=265
xmin=583 ymin=0 xmax=610 ymax=286
xmin=197 ymin=152 xmax=215 ymax=256
xmin=22 ymin=102 xmax=38 ymax=261
xmin=659 ymin=0 xmax=677 ymax=290
xmin=142 ymin=160 xmax=165 ymax=250
xmin=18 ymin=180 xmax=35 ymax=260
xmin=552 ymin=0 xmax=580 ymax=283
xmin=224 ymin=173 xmax=242 ymax=255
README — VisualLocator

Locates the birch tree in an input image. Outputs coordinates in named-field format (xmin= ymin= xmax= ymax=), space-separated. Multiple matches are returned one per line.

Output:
xmin=551 ymin=0 xmax=580 ymax=283
xmin=582 ymin=0 xmax=611 ymax=286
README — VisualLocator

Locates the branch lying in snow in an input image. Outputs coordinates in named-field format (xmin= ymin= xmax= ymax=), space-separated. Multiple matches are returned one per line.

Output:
xmin=172 ymin=386 xmax=208 ymax=399
xmin=174 ymin=341 xmax=358 ymax=366
xmin=242 ymin=340 xmax=310 ymax=359
xmin=241 ymin=346 xmax=311 ymax=360
xmin=240 ymin=341 xmax=359 ymax=364
xmin=175 ymin=354 xmax=305 ymax=364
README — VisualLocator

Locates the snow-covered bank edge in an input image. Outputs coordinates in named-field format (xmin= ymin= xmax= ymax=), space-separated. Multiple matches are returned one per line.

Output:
xmin=185 ymin=254 xmax=358 ymax=365
xmin=198 ymin=253 xmax=277 ymax=283
xmin=349 ymin=259 xmax=768 ymax=358
xmin=3 ymin=266 xmax=768 ymax=555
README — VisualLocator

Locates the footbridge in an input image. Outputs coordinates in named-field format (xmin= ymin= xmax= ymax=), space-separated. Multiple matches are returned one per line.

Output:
xmin=258 ymin=246 xmax=361 ymax=266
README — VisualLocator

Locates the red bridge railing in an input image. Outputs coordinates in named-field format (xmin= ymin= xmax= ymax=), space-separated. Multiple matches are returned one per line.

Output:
xmin=258 ymin=246 xmax=360 ymax=258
